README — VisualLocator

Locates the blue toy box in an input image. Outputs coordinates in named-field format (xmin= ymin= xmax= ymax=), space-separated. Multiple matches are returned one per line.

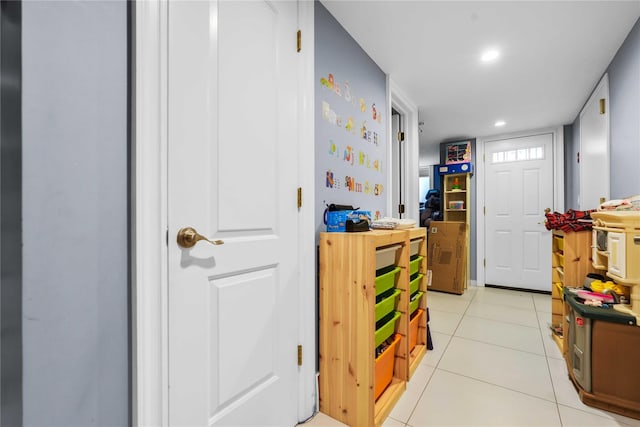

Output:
xmin=326 ymin=210 xmax=371 ymax=232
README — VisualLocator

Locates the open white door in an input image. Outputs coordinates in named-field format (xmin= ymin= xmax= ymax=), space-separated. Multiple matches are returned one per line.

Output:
xmin=484 ymin=133 xmax=554 ymax=291
xmin=167 ymin=1 xmax=300 ymax=425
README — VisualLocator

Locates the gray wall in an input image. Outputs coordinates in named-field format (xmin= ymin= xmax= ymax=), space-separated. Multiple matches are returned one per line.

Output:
xmin=22 ymin=2 xmax=129 ymax=426
xmin=608 ymin=18 xmax=640 ymax=199
xmin=567 ymin=18 xmax=640 ymax=204
xmin=314 ymin=1 xmax=388 ymax=238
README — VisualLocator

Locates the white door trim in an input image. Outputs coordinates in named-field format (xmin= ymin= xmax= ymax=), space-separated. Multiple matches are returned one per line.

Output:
xmin=132 ymin=1 xmax=168 ymax=426
xmin=389 ymin=79 xmax=420 ymax=222
xmin=132 ymin=2 xmax=316 ymax=425
xmin=475 ymin=126 xmax=564 ymax=287
xmin=295 ymin=1 xmax=317 ymax=422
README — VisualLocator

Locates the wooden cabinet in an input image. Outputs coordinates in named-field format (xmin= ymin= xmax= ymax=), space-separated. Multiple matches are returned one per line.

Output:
xmin=551 ymin=230 xmax=601 ymax=353
xmin=443 ymin=172 xmax=470 ymax=224
xmin=442 ymin=172 xmax=471 ymax=289
xmin=319 ymin=229 xmax=428 ymax=427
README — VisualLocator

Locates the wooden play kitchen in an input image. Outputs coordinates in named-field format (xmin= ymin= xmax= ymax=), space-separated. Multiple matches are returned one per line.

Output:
xmin=318 ymin=228 xmax=428 ymax=427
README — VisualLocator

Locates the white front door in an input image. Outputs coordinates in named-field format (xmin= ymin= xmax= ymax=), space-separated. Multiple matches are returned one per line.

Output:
xmin=484 ymin=133 xmax=554 ymax=291
xmin=167 ymin=1 xmax=300 ymax=425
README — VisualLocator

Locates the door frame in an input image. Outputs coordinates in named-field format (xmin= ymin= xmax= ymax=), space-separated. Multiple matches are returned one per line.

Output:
xmin=131 ymin=2 xmax=316 ymax=425
xmin=475 ymin=126 xmax=564 ymax=287
xmin=388 ymin=79 xmax=420 ymax=222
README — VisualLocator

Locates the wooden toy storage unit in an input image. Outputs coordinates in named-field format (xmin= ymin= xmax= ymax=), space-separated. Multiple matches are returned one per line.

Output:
xmin=549 ymin=229 xmax=601 ymax=354
xmin=319 ymin=228 xmax=428 ymax=427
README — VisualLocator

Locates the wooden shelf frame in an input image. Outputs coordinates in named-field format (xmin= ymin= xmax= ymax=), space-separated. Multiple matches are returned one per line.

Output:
xmin=319 ymin=228 xmax=428 ymax=427
xmin=550 ymin=229 xmax=603 ymax=355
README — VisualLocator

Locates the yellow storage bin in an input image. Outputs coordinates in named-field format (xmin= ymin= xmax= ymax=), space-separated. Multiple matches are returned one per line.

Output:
xmin=554 ymin=236 xmax=564 ymax=252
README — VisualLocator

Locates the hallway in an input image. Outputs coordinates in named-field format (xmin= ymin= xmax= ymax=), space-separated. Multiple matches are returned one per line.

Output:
xmin=305 ymin=286 xmax=640 ymax=427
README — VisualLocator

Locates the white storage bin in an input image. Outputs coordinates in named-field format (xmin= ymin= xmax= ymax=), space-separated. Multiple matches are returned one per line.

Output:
xmin=376 ymin=245 xmax=401 ymax=270
xmin=409 ymin=239 xmax=422 ymax=257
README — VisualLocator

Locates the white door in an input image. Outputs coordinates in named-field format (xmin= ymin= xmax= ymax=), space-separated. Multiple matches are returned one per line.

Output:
xmin=580 ymin=74 xmax=610 ymax=210
xmin=167 ymin=1 xmax=300 ymax=425
xmin=484 ymin=133 xmax=554 ymax=291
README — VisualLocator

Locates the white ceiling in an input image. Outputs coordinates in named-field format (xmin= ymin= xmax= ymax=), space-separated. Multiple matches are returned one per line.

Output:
xmin=320 ymin=1 xmax=640 ymax=160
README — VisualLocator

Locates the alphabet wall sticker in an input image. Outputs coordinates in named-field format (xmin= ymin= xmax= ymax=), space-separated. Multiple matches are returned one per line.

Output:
xmin=316 ymin=13 xmax=388 ymax=231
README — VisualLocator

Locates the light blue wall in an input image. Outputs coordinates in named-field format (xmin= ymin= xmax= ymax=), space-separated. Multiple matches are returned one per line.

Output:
xmin=314 ymin=2 xmax=388 ymax=237
xmin=608 ymin=18 xmax=640 ymax=198
xmin=568 ymin=18 xmax=640 ymax=204
xmin=22 ymin=2 xmax=129 ymax=426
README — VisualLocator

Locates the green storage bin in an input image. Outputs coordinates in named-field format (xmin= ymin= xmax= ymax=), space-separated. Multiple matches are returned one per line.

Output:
xmin=375 ymin=311 xmax=401 ymax=348
xmin=375 ymin=267 xmax=400 ymax=296
xmin=409 ymin=256 xmax=423 ymax=276
xmin=410 ymin=273 xmax=423 ymax=295
xmin=410 ymin=291 xmax=424 ymax=314
xmin=375 ymin=288 xmax=401 ymax=322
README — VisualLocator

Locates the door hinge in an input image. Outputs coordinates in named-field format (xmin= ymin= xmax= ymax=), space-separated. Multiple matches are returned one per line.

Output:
xmin=398 ymin=204 xmax=405 ymax=214
xmin=297 ymin=30 xmax=301 ymax=52
xmin=484 ymin=258 xmax=486 ymax=267
xmin=599 ymin=98 xmax=605 ymax=115
xmin=483 ymin=206 xmax=486 ymax=215
xmin=397 ymin=131 xmax=405 ymax=142
xmin=483 ymin=153 xmax=485 ymax=162
xmin=166 ymin=229 xmax=169 ymax=246
xmin=297 ymin=345 xmax=303 ymax=366
xmin=297 ymin=187 xmax=302 ymax=209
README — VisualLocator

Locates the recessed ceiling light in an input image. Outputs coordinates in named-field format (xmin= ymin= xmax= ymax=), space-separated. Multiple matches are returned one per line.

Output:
xmin=481 ymin=50 xmax=500 ymax=62
xmin=495 ymin=120 xmax=506 ymax=127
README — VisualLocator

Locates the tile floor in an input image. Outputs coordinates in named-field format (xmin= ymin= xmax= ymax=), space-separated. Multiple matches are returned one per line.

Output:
xmin=302 ymin=285 xmax=640 ymax=427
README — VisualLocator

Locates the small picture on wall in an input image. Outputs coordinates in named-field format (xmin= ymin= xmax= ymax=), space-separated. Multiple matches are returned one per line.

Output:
xmin=446 ymin=140 xmax=471 ymax=164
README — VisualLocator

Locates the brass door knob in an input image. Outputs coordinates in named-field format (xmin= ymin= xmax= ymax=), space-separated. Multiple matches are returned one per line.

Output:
xmin=177 ymin=227 xmax=224 ymax=249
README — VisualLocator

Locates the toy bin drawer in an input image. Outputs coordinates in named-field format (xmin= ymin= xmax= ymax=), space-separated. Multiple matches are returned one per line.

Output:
xmin=375 ymin=333 xmax=401 ymax=401
xmin=410 ymin=239 xmax=422 ymax=257
xmin=410 ymin=273 xmax=423 ymax=295
xmin=409 ymin=309 xmax=425 ymax=352
xmin=409 ymin=291 xmax=424 ymax=315
xmin=410 ymin=256 xmax=423 ymax=276
xmin=553 ymin=252 xmax=564 ymax=268
xmin=375 ymin=311 xmax=401 ymax=348
xmin=375 ymin=267 xmax=400 ymax=297
xmin=375 ymin=288 xmax=401 ymax=322
xmin=554 ymin=235 xmax=564 ymax=252
xmin=376 ymin=245 xmax=401 ymax=270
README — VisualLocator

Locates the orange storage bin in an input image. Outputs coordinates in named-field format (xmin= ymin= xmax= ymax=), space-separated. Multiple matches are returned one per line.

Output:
xmin=409 ymin=309 xmax=424 ymax=352
xmin=374 ymin=333 xmax=401 ymax=401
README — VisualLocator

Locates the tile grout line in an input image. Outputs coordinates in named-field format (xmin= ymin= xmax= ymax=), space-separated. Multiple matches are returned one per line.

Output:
xmin=436 ymin=366 xmax=560 ymax=405
xmin=396 ymin=288 xmax=481 ymax=426
xmin=535 ymin=298 xmax=566 ymax=426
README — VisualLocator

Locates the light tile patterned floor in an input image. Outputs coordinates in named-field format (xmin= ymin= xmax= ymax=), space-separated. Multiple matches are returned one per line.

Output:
xmin=301 ymin=285 xmax=640 ymax=427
